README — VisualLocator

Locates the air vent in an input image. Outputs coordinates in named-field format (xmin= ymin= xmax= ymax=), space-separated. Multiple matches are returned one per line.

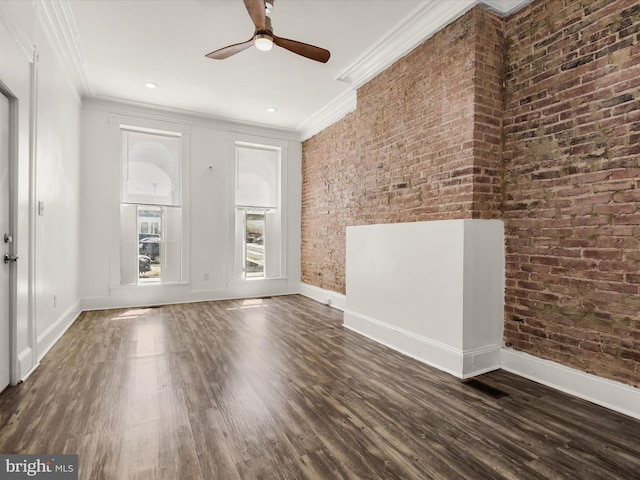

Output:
xmin=462 ymin=379 xmax=509 ymax=399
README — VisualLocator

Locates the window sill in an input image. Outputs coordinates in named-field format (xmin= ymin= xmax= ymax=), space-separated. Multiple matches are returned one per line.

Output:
xmin=111 ymin=281 xmax=190 ymax=290
xmin=228 ymin=277 xmax=287 ymax=284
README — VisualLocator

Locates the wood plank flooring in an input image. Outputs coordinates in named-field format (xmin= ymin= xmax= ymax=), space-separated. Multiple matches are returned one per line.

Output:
xmin=1 ymin=295 xmax=639 ymax=479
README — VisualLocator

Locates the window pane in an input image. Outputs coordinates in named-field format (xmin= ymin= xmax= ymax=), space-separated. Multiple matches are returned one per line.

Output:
xmin=163 ymin=206 xmax=182 ymax=283
xmin=235 ymin=146 xmax=279 ymax=209
xmin=245 ymin=213 xmax=265 ymax=278
xmin=120 ymin=204 xmax=139 ymax=285
xmin=122 ymin=130 xmax=181 ymax=206
xmin=138 ymin=207 xmax=162 ymax=283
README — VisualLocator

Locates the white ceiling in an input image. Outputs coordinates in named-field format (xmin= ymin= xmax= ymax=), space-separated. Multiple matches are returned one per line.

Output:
xmin=61 ymin=0 xmax=530 ymax=137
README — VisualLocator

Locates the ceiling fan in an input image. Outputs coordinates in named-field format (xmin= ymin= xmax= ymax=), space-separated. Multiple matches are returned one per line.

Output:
xmin=205 ymin=0 xmax=330 ymax=63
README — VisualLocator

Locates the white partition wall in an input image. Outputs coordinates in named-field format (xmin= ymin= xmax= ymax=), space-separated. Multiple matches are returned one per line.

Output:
xmin=344 ymin=219 xmax=504 ymax=379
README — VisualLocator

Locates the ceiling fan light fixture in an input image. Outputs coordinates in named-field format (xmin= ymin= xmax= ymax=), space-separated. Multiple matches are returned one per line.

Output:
xmin=255 ymin=33 xmax=273 ymax=51
xmin=205 ymin=0 xmax=329 ymax=62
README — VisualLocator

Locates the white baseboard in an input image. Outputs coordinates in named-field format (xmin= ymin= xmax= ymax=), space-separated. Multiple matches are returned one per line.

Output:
xmin=501 ymin=348 xmax=640 ymax=420
xmin=17 ymin=347 xmax=36 ymax=382
xmin=36 ymin=300 xmax=82 ymax=362
xmin=343 ymin=309 xmax=500 ymax=379
xmin=342 ymin=311 xmax=640 ymax=418
xmin=82 ymin=280 xmax=300 ymax=311
xmin=298 ymin=283 xmax=346 ymax=310
xmin=462 ymin=345 xmax=503 ymax=378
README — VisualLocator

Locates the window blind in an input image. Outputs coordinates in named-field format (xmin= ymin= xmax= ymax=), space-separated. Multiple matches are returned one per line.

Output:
xmin=235 ymin=145 xmax=279 ymax=209
xmin=121 ymin=130 xmax=181 ymax=206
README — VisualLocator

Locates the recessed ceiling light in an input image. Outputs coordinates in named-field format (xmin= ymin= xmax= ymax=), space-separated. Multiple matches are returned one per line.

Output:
xmin=266 ymin=107 xmax=277 ymax=113
xmin=143 ymin=82 xmax=158 ymax=89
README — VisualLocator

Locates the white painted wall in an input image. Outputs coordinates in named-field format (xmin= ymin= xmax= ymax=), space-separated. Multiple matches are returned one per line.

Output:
xmin=344 ymin=219 xmax=504 ymax=379
xmin=462 ymin=220 xmax=505 ymax=352
xmin=33 ymin=16 xmax=82 ymax=359
xmin=0 ymin=1 xmax=82 ymax=380
xmin=80 ymin=100 xmax=302 ymax=309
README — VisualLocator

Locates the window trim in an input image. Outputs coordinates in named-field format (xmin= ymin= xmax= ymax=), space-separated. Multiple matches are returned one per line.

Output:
xmin=112 ymin=118 xmax=190 ymax=287
xmin=229 ymin=137 xmax=288 ymax=282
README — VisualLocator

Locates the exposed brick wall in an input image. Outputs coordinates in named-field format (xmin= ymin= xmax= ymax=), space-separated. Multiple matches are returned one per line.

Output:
xmin=472 ymin=10 xmax=506 ymax=218
xmin=302 ymin=113 xmax=357 ymax=294
xmin=503 ymin=0 xmax=640 ymax=386
xmin=302 ymin=0 xmax=640 ymax=387
xmin=301 ymin=7 xmax=504 ymax=294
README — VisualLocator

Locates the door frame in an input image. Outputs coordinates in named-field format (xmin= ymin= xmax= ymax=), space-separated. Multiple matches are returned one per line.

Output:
xmin=0 ymin=82 xmax=18 ymax=386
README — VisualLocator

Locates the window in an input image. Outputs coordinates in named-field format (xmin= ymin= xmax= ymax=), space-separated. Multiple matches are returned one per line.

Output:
xmin=120 ymin=128 xmax=182 ymax=285
xmin=244 ymin=212 xmax=266 ymax=278
xmin=234 ymin=143 xmax=281 ymax=279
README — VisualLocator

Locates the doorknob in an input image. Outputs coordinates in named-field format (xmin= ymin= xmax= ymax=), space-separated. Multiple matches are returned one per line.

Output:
xmin=3 ymin=253 xmax=18 ymax=264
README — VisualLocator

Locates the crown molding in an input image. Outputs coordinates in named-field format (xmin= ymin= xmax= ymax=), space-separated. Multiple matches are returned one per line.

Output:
xmin=307 ymin=0 xmax=478 ymax=141
xmin=336 ymin=0 xmax=532 ymax=89
xmin=83 ymin=96 xmax=301 ymax=142
xmin=480 ymin=0 xmax=533 ymax=17
xmin=297 ymin=89 xmax=357 ymax=141
xmin=36 ymin=0 xmax=92 ymax=96
xmin=299 ymin=0 xmax=531 ymax=141
xmin=336 ymin=0 xmax=477 ymax=89
xmin=29 ymin=0 xmax=532 ymax=143
xmin=0 ymin=2 xmax=36 ymax=62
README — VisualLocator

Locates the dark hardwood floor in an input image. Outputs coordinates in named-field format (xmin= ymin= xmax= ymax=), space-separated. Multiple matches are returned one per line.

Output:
xmin=1 ymin=295 xmax=639 ymax=479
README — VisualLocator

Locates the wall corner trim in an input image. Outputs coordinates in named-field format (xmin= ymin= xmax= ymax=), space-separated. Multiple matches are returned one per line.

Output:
xmin=501 ymin=348 xmax=640 ymax=420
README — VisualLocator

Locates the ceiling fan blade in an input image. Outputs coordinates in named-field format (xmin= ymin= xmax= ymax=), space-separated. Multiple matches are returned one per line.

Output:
xmin=273 ymin=35 xmax=330 ymax=63
xmin=243 ymin=0 xmax=266 ymax=31
xmin=205 ymin=38 xmax=254 ymax=60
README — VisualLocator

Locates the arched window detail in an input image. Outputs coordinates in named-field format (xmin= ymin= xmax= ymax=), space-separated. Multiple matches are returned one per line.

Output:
xmin=121 ymin=130 xmax=181 ymax=206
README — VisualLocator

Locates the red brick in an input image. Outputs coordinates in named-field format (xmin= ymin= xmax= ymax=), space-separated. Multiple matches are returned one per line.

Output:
xmin=303 ymin=0 xmax=640 ymax=388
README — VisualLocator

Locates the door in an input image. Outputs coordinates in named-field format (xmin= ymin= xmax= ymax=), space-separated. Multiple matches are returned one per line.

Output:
xmin=0 ymin=92 xmax=11 ymax=392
